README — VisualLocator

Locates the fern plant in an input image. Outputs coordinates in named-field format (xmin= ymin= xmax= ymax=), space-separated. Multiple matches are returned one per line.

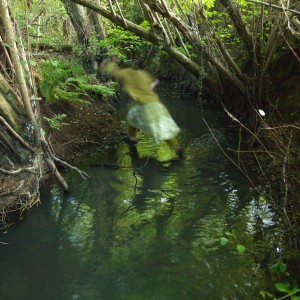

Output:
xmin=44 ymin=114 xmax=68 ymax=130
xmin=39 ymin=59 xmax=115 ymax=104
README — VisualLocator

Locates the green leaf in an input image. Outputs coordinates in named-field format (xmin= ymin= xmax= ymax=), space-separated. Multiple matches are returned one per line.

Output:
xmin=219 ymin=237 xmax=228 ymax=245
xmin=271 ymin=262 xmax=288 ymax=273
xmin=259 ymin=290 xmax=275 ymax=299
xmin=50 ymin=60 xmax=59 ymax=67
xmin=30 ymin=59 xmax=37 ymax=67
xmin=278 ymin=262 xmax=287 ymax=273
xmin=271 ymin=263 xmax=279 ymax=273
xmin=274 ymin=282 xmax=290 ymax=293
xmin=237 ymin=244 xmax=246 ymax=253
xmin=259 ymin=195 xmax=267 ymax=205
xmin=41 ymin=128 xmax=46 ymax=137
xmin=290 ymin=287 xmax=300 ymax=294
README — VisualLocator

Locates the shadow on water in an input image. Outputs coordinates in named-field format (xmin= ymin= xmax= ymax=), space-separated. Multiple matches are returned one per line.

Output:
xmin=0 ymin=87 xmax=267 ymax=300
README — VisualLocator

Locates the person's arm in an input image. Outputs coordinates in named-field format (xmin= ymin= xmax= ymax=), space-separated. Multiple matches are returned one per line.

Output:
xmin=150 ymin=79 xmax=159 ymax=90
xmin=100 ymin=60 xmax=120 ymax=77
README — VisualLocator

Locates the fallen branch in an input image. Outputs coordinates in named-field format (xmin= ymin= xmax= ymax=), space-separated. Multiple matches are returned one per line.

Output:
xmin=45 ymin=158 xmax=70 ymax=193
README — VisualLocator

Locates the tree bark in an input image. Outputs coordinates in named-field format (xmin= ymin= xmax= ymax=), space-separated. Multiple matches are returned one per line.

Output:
xmin=87 ymin=8 xmax=106 ymax=40
xmin=0 ymin=0 xmax=39 ymax=146
xmin=61 ymin=0 xmax=90 ymax=47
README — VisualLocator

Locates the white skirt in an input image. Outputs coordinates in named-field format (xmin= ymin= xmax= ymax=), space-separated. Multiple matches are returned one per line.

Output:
xmin=127 ymin=102 xmax=180 ymax=143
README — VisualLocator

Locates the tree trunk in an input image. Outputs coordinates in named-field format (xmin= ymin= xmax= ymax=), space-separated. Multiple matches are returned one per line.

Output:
xmin=0 ymin=0 xmax=39 ymax=146
xmin=87 ymin=8 xmax=106 ymax=40
xmin=61 ymin=0 xmax=90 ymax=47
xmin=219 ymin=0 xmax=254 ymax=54
xmin=0 ymin=1 xmax=73 ymax=227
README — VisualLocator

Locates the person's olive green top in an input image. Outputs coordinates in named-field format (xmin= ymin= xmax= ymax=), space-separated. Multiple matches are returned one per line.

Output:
xmin=102 ymin=61 xmax=160 ymax=104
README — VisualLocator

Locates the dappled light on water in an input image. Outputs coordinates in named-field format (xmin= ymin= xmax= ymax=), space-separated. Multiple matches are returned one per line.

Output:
xmin=0 ymin=89 xmax=269 ymax=300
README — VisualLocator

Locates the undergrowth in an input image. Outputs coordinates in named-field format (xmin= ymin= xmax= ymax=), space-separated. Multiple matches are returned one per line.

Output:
xmin=39 ymin=59 xmax=115 ymax=104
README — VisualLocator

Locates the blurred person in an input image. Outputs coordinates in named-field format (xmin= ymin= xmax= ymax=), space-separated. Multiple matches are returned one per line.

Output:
xmin=101 ymin=60 xmax=183 ymax=157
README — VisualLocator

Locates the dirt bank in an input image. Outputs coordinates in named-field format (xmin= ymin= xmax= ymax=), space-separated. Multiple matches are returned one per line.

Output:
xmin=40 ymin=98 xmax=126 ymax=165
xmin=0 ymin=97 xmax=125 ymax=226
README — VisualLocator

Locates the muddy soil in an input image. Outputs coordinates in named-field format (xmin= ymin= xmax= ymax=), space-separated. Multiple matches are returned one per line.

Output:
xmin=40 ymin=98 xmax=126 ymax=165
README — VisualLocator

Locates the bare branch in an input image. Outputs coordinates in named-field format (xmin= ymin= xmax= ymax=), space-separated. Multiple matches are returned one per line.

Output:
xmin=282 ymin=133 xmax=293 ymax=227
xmin=0 ymin=116 xmax=34 ymax=152
xmin=246 ymin=0 xmax=300 ymax=16
xmin=115 ymin=0 xmax=127 ymax=28
xmin=41 ymin=136 xmax=91 ymax=180
xmin=0 ymin=167 xmax=35 ymax=175
xmin=0 ymin=181 xmax=24 ymax=197
xmin=202 ymin=117 xmax=257 ymax=188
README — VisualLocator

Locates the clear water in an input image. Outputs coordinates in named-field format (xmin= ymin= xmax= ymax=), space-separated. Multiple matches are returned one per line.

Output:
xmin=0 ymin=88 xmax=264 ymax=299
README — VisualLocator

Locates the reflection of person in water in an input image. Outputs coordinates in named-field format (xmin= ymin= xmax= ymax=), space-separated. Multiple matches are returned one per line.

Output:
xmin=101 ymin=60 xmax=183 ymax=158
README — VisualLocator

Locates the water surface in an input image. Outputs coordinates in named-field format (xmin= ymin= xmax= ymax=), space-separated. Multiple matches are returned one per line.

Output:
xmin=0 ymin=88 xmax=263 ymax=299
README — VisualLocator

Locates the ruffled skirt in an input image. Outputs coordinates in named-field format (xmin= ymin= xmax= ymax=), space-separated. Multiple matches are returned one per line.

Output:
xmin=127 ymin=102 xmax=180 ymax=143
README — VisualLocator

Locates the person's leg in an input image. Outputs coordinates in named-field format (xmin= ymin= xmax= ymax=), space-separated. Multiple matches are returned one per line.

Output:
xmin=166 ymin=138 xmax=183 ymax=157
xmin=128 ymin=125 xmax=138 ymax=143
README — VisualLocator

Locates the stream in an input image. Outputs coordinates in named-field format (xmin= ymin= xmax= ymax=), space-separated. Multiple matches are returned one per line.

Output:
xmin=0 ymin=87 xmax=268 ymax=299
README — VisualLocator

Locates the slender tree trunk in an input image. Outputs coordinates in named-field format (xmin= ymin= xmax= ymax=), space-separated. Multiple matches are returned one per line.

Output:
xmin=87 ymin=8 xmax=106 ymax=40
xmin=61 ymin=0 xmax=90 ymax=47
xmin=0 ymin=0 xmax=39 ymax=146
xmin=219 ymin=0 xmax=254 ymax=54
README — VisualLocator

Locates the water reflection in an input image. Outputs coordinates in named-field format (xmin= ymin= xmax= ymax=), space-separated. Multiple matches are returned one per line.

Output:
xmin=0 ymin=89 xmax=264 ymax=300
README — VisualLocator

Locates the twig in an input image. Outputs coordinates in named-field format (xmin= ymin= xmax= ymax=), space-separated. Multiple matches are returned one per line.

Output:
xmin=41 ymin=137 xmax=90 ymax=180
xmin=50 ymin=155 xmax=91 ymax=180
xmin=132 ymin=155 xmax=150 ymax=193
xmin=246 ymin=0 xmax=300 ymax=16
xmin=202 ymin=117 xmax=256 ymax=188
xmin=0 ymin=35 xmax=16 ymax=77
xmin=133 ymin=171 xmax=138 ymax=194
xmin=262 ymin=124 xmax=300 ymax=130
xmin=227 ymin=148 xmax=277 ymax=154
xmin=282 ymin=132 xmax=292 ymax=228
xmin=0 ymin=130 xmax=21 ymax=159
xmin=0 ymin=181 xmax=24 ymax=197
xmin=222 ymin=103 xmax=275 ymax=159
xmin=63 ymin=138 xmax=101 ymax=145
xmin=279 ymin=26 xmax=300 ymax=62
xmin=108 ymin=0 xmax=116 ymax=17
xmin=115 ymin=0 xmax=127 ymax=28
